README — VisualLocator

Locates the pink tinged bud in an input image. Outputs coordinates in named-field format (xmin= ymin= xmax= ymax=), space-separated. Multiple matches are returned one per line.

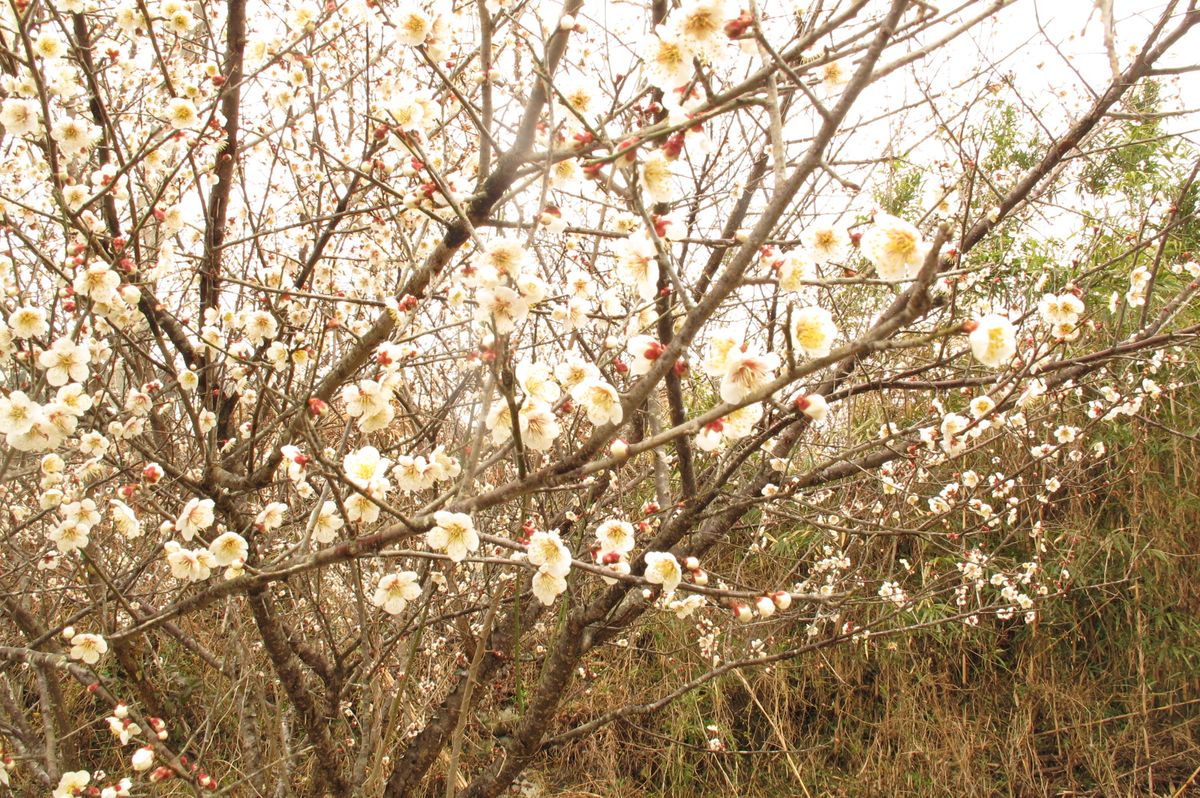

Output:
xmin=755 ymin=596 xmax=776 ymax=617
xmin=131 ymin=746 xmax=154 ymax=772
xmin=771 ymin=591 xmax=792 ymax=611
xmin=692 ymin=569 xmax=708 ymax=586
xmin=731 ymin=602 xmax=753 ymax=623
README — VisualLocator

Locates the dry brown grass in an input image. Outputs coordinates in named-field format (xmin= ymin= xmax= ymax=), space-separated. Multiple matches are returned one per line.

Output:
xmin=525 ymin=401 xmax=1200 ymax=798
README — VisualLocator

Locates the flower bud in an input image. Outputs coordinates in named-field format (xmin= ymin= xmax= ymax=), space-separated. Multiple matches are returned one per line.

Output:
xmin=131 ymin=746 xmax=154 ymax=772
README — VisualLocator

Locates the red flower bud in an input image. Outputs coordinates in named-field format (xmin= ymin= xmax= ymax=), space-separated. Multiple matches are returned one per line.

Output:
xmin=149 ymin=766 xmax=174 ymax=783
xmin=662 ymin=132 xmax=685 ymax=159
xmin=724 ymin=11 xmax=754 ymax=38
xmin=616 ymin=137 xmax=639 ymax=163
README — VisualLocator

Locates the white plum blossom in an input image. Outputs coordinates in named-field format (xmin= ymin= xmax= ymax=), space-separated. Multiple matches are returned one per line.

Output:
xmin=37 ymin=337 xmax=90 ymax=387
xmin=531 ymin=568 xmax=568 ymax=605
xmin=476 ymin=285 xmax=529 ymax=334
xmin=596 ymin=519 xmax=636 ymax=556
xmin=640 ymin=150 xmax=678 ymax=204
xmin=52 ymin=116 xmax=100 ymax=156
xmin=313 ymin=501 xmax=345 ymax=543
xmin=255 ymin=502 xmax=288 ymax=531
xmin=778 ymin=253 xmax=816 ymax=292
xmin=478 ymin=238 xmax=529 ymax=281
xmin=165 ymin=97 xmax=198 ymax=129
xmin=518 ymin=401 xmax=561 ymax=451
xmin=373 ymin=571 xmax=422 ymax=614
xmin=110 ymin=500 xmax=141 ymax=538
xmin=702 ymin=329 xmax=743 ymax=378
xmin=427 ymin=511 xmax=479 ymax=562
xmin=53 ymin=771 xmax=91 ymax=798
xmin=165 ymin=541 xmax=216 ymax=581
xmin=527 ymin=530 xmax=572 ymax=578
xmin=576 ymin=380 xmax=623 ymax=426
xmin=516 ymin=361 xmax=560 ymax=404
xmin=10 ymin=306 xmax=49 ymax=339
xmin=342 ymin=379 xmax=396 ymax=433
xmin=861 ymin=214 xmax=928 ymax=282
xmin=641 ymin=27 xmax=695 ymax=90
xmin=344 ymin=446 xmax=393 ymax=489
xmin=803 ymin=224 xmax=852 ymax=264
xmin=209 ymin=531 xmax=248 ymax=566
xmin=969 ymin=314 xmax=1017 ymax=368
xmin=793 ymin=392 xmax=829 ymax=422
xmin=486 ymin=401 xmax=515 ymax=444
xmin=643 ymin=551 xmax=683 ymax=595
xmin=69 ymin=632 xmax=108 ymax=664
xmin=0 ymin=98 xmax=41 ymax=136
xmin=393 ymin=3 xmax=432 ymax=46
xmin=627 ymin=335 xmax=666 ymax=376
xmin=790 ymin=306 xmax=838 ymax=358
xmin=720 ymin=348 xmax=780 ymax=403
xmin=558 ymin=356 xmax=601 ymax=396
xmin=175 ymin=498 xmax=216 ymax=540
xmin=670 ymin=0 xmax=728 ymax=57
xmin=615 ymin=233 xmax=660 ymax=300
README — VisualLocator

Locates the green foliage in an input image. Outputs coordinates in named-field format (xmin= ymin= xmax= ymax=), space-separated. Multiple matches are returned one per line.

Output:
xmin=874 ymin=159 xmax=924 ymax=218
xmin=1080 ymin=80 xmax=1186 ymax=200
